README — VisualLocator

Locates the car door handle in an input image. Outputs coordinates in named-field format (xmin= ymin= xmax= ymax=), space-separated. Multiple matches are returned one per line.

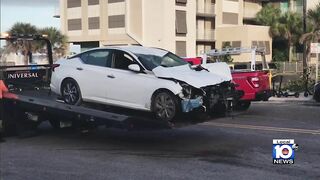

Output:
xmin=107 ymin=75 xmax=115 ymax=79
xmin=76 ymin=67 xmax=83 ymax=71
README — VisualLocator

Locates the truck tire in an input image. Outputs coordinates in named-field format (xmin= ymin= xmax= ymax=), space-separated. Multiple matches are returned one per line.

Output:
xmin=314 ymin=85 xmax=320 ymax=102
xmin=209 ymin=101 xmax=227 ymax=117
xmin=49 ymin=119 xmax=61 ymax=129
xmin=2 ymin=108 xmax=17 ymax=136
xmin=234 ymin=101 xmax=251 ymax=111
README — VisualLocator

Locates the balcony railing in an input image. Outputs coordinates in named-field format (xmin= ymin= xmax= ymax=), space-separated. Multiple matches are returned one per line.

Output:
xmin=196 ymin=30 xmax=215 ymax=41
xmin=197 ymin=4 xmax=215 ymax=16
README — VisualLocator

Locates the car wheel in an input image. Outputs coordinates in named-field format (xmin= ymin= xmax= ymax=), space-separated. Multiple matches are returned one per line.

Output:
xmin=234 ymin=101 xmax=251 ymax=111
xmin=314 ymin=87 xmax=320 ymax=102
xmin=61 ymin=79 xmax=82 ymax=105
xmin=152 ymin=91 xmax=179 ymax=122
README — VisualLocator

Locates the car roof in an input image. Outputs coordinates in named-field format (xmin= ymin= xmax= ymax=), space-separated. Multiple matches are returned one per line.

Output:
xmin=85 ymin=46 xmax=169 ymax=57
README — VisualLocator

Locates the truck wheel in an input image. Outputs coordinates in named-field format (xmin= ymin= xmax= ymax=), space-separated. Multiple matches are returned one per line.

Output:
xmin=61 ymin=79 xmax=82 ymax=105
xmin=209 ymin=102 xmax=227 ymax=117
xmin=151 ymin=90 xmax=179 ymax=122
xmin=235 ymin=101 xmax=251 ymax=111
xmin=314 ymin=88 xmax=320 ymax=102
xmin=2 ymin=108 xmax=17 ymax=136
xmin=49 ymin=119 xmax=61 ymax=129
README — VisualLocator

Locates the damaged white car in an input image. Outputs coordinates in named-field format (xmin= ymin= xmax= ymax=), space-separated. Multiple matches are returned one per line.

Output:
xmin=50 ymin=46 xmax=237 ymax=121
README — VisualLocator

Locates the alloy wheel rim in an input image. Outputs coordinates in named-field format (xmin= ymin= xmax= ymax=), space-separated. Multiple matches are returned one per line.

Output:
xmin=155 ymin=93 xmax=175 ymax=120
xmin=63 ymin=83 xmax=78 ymax=104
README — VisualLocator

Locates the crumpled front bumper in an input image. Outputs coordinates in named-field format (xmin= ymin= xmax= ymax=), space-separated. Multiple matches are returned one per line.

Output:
xmin=181 ymin=97 xmax=203 ymax=113
xmin=179 ymin=82 xmax=244 ymax=113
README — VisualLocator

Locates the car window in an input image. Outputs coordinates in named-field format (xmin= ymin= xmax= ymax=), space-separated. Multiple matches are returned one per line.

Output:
xmin=112 ymin=50 xmax=135 ymax=70
xmin=81 ymin=50 xmax=112 ymax=67
xmin=137 ymin=52 xmax=188 ymax=70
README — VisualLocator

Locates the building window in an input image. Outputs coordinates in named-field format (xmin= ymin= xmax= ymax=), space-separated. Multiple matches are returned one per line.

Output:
xmin=176 ymin=0 xmax=187 ymax=6
xmin=222 ymin=12 xmax=238 ymax=25
xmin=67 ymin=0 xmax=81 ymax=8
xmin=108 ymin=0 xmax=124 ymax=3
xmin=108 ymin=15 xmax=125 ymax=28
xmin=232 ymin=41 xmax=241 ymax=48
xmin=88 ymin=0 xmax=99 ymax=5
xmin=264 ymin=41 xmax=270 ymax=55
xmin=176 ymin=11 xmax=187 ymax=35
xmin=252 ymin=41 xmax=271 ymax=55
xmin=89 ymin=17 xmax=100 ymax=29
xmin=176 ymin=41 xmax=187 ymax=57
xmin=222 ymin=41 xmax=241 ymax=48
xmin=68 ymin=19 xmax=82 ymax=31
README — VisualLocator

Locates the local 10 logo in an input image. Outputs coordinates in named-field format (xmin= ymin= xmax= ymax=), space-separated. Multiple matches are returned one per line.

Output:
xmin=273 ymin=139 xmax=298 ymax=164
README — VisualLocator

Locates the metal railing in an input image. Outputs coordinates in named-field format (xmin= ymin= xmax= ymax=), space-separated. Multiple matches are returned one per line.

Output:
xmin=274 ymin=62 xmax=304 ymax=74
xmin=196 ymin=30 xmax=215 ymax=41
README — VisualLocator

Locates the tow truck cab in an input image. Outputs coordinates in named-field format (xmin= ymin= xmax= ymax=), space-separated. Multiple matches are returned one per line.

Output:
xmin=0 ymin=33 xmax=53 ymax=89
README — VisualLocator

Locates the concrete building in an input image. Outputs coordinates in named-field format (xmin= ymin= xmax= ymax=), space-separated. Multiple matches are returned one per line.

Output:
xmin=60 ymin=0 xmax=273 ymax=62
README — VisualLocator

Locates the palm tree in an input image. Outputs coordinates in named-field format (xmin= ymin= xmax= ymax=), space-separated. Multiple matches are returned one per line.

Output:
xmin=300 ymin=3 xmax=320 ymax=62
xmin=7 ymin=23 xmax=68 ymax=61
xmin=271 ymin=12 xmax=303 ymax=62
xmin=8 ymin=22 xmax=38 ymax=64
xmin=39 ymin=27 xmax=68 ymax=59
xmin=256 ymin=4 xmax=281 ymax=27
xmin=9 ymin=22 xmax=37 ymax=35
xmin=256 ymin=5 xmax=303 ymax=62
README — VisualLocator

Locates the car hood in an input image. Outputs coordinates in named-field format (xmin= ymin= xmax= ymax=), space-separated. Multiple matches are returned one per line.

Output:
xmin=152 ymin=63 xmax=232 ymax=88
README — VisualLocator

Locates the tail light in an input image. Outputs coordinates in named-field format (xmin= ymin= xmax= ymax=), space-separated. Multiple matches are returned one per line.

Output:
xmin=248 ymin=77 xmax=260 ymax=88
xmin=52 ymin=64 xmax=60 ymax=72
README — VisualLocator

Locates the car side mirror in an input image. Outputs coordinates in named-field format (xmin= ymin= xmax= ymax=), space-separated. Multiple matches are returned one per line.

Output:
xmin=128 ymin=64 xmax=141 ymax=72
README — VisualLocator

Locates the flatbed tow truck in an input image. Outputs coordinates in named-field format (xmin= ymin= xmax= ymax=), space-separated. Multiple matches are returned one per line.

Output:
xmin=0 ymin=34 xmax=230 ymax=136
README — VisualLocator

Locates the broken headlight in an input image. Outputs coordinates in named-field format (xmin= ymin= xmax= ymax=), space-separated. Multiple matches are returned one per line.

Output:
xmin=180 ymin=83 xmax=193 ymax=99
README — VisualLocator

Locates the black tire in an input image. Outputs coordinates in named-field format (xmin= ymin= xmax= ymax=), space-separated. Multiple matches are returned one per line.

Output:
xmin=2 ymin=108 xmax=18 ymax=136
xmin=209 ymin=101 xmax=227 ymax=117
xmin=234 ymin=101 xmax=251 ymax=111
xmin=294 ymin=92 xmax=300 ymax=98
xmin=151 ymin=90 xmax=180 ymax=122
xmin=277 ymin=91 xmax=283 ymax=97
xmin=49 ymin=119 xmax=61 ymax=129
xmin=61 ymin=79 xmax=82 ymax=105
xmin=314 ymin=87 xmax=320 ymax=102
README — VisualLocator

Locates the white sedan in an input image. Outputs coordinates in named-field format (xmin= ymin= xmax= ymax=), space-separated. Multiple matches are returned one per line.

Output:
xmin=50 ymin=46 xmax=233 ymax=121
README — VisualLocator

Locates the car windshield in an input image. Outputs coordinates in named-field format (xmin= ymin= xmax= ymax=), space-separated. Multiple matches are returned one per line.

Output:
xmin=136 ymin=52 xmax=188 ymax=71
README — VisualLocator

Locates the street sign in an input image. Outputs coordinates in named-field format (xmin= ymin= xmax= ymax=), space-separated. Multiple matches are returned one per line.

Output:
xmin=310 ymin=43 xmax=320 ymax=54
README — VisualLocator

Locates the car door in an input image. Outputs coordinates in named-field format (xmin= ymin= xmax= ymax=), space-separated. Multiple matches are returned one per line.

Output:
xmin=76 ymin=49 xmax=112 ymax=103
xmin=105 ymin=50 xmax=157 ymax=110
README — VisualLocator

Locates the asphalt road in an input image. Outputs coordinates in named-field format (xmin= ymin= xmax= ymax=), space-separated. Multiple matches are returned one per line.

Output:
xmin=0 ymin=101 xmax=319 ymax=180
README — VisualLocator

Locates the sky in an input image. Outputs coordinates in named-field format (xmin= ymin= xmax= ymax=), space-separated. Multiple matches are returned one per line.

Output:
xmin=0 ymin=0 xmax=60 ymax=32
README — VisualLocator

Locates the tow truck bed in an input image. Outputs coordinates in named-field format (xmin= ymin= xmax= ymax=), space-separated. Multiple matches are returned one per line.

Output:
xmin=4 ymin=89 xmax=173 ymax=130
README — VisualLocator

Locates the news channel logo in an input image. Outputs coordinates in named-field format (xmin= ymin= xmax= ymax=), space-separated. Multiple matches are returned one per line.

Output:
xmin=273 ymin=139 xmax=299 ymax=164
